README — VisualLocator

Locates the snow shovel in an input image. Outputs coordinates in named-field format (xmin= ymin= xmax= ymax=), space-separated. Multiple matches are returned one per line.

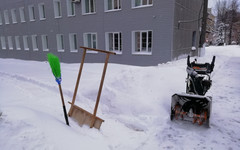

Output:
xmin=47 ymin=53 xmax=69 ymax=126
xmin=68 ymin=47 xmax=116 ymax=129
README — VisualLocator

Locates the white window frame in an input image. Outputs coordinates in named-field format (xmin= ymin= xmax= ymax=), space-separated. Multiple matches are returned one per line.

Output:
xmin=15 ymin=36 xmax=21 ymax=50
xmin=28 ymin=5 xmax=36 ymax=21
xmin=132 ymin=0 xmax=153 ymax=8
xmin=83 ymin=32 xmax=97 ymax=53
xmin=56 ymin=34 xmax=64 ymax=52
xmin=23 ymin=35 xmax=29 ymax=50
xmin=132 ymin=30 xmax=152 ymax=55
xmin=32 ymin=35 xmax=38 ymax=51
xmin=104 ymin=0 xmax=121 ymax=12
xmin=41 ymin=35 xmax=49 ymax=51
xmin=82 ymin=0 xmax=96 ymax=15
xmin=11 ymin=9 xmax=17 ymax=24
xmin=4 ymin=10 xmax=10 ymax=24
xmin=38 ymin=3 xmax=46 ymax=20
xmin=66 ymin=0 xmax=75 ymax=17
xmin=69 ymin=33 xmax=78 ymax=52
xmin=7 ymin=36 xmax=13 ymax=50
xmin=53 ymin=0 xmax=62 ymax=18
xmin=105 ymin=32 xmax=122 ymax=54
xmin=1 ymin=36 xmax=6 ymax=49
xmin=19 ymin=7 xmax=26 ymax=22
xmin=0 ymin=12 xmax=2 ymax=25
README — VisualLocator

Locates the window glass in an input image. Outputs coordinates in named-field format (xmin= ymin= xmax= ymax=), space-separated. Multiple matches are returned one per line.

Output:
xmin=19 ymin=7 xmax=26 ymax=22
xmin=15 ymin=36 xmax=21 ymax=50
xmin=28 ymin=5 xmax=35 ymax=21
xmin=11 ymin=9 xmax=17 ymax=23
xmin=23 ymin=36 xmax=29 ymax=50
xmin=133 ymin=30 xmax=152 ymax=54
xmin=39 ymin=3 xmax=46 ymax=20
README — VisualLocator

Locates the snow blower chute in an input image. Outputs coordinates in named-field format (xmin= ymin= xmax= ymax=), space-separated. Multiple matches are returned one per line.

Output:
xmin=171 ymin=55 xmax=215 ymax=127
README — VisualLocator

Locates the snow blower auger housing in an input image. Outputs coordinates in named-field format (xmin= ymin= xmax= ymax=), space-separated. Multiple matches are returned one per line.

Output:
xmin=171 ymin=55 xmax=215 ymax=127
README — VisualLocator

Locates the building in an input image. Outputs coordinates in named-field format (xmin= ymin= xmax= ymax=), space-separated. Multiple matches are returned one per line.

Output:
xmin=206 ymin=8 xmax=215 ymax=46
xmin=0 ymin=0 xmax=204 ymax=66
xmin=232 ymin=12 xmax=240 ymax=45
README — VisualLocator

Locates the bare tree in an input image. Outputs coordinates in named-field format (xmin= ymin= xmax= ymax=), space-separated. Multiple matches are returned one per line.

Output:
xmin=214 ymin=0 xmax=228 ymax=44
xmin=214 ymin=0 xmax=240 ymax=45
xmin=227 ymin=0 xmax=239 ymax=44
xmin=215 ymin=0 xmax=228 ymax=24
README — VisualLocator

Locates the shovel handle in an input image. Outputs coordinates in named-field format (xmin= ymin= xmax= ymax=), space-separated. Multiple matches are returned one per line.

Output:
xmin=63 ymin=105 xmax=69 ymax=126
xmin=58 ymin=84 xmax=70 ymax=126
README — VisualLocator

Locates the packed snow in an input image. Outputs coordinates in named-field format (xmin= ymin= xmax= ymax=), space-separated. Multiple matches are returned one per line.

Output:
xmin=0 ymin=45 xmax=240 ymax=150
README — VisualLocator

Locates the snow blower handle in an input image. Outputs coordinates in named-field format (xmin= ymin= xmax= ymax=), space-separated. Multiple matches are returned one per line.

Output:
xmin=187 ymin=55 xmax=191 ymax=67
xmin=210 ymin=56 xmax=216 ymax=72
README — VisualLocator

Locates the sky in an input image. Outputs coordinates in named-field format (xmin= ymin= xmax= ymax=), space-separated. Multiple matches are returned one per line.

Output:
xmin=208 ymin=0 xmax=216 ymax=8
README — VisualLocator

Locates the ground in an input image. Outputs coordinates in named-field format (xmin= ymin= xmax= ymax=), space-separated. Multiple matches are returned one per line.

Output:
xmin=0 ymin=45 xmax=240 ymax=150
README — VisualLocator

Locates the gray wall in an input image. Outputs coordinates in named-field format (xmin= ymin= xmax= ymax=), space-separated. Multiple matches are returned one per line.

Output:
xmin=0 ymin=0 xmax=178 ymax=66
xmin=172 ymin=0 xmax=203 ymax=60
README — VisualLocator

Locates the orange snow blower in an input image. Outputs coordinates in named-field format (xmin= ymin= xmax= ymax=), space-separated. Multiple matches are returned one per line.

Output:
xmin=171 ymin=55 xmax=215 ymax=127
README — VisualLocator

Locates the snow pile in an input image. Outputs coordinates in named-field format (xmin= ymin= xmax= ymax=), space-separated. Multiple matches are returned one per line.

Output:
xmin=0 ymin=45 xmax=240 ymax=150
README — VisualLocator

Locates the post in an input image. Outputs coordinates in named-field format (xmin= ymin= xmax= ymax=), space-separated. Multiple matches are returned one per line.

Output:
xmin=68 ymin=48 xmax=87 ymax=116
xmin=199 ymin=0 xmax=208 ymax=48
xmin=90 ymin=53 xmax=110 ymax=128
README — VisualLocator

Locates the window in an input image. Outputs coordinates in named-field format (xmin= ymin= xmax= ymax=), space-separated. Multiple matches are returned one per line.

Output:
xmin=132 ymin=0 xmax=153 ymax=8
xmin=66 ymin=0 xmax=75 ymax=16
xmin=69 ymin=33 xmax=78 ymax=52
xmin=105 ymin=0 xmax=121 ymax=11
xmin=23 ymin=35 xmax=29 ymax=50
xmin=15 ymin=36 xmax=21 ymax=50
xmin=41 ymin=35 xmax=49 ymax=51
xmin=19 ymin=7 xmax=26 ymax=22
xmin=83 ymin=33 xmax=97 ymax=52
xmin=4 ymin=10 xmax=10 ymax=24
xmin=82 ymin=0 xmax=96 ymax=14
xmin=53 ymin=0 xmax=62 ymax=18
xmin=32 ymin=35 xmax=38 ymax=51
xmin=1 ymin=36 xmax=6 ymax=49
xmin=105 ymin=32 xmax=122 ymax=53
xmin=11 ymin=9 xmax=17 ymax=23
xmin=38 ymin=3 xmax=46 ymax=20
xmin=132 ymin=30 xmax=152 ymax=54
xmin=7 ymin=36 xmax=13 ymax=50
xmin=56 ymin=34 xmax=64 ymax=52
xmin=0 ymin=12 xmax=2 ymax=25
xmin=28 ymin=5 xmax=36 ymax=21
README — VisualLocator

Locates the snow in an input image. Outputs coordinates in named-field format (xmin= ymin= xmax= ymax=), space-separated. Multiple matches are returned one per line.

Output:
xmin=0 ymin=45 xmax=240 ymax=150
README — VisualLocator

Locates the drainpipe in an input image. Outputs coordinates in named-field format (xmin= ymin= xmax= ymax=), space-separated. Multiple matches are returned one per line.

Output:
xmin=199 ymin=0 xmax=208 ymax=48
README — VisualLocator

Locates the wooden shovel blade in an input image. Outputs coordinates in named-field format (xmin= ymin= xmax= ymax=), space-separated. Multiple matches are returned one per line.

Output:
xmin=68 ymin=102 xmax=104 ymax=129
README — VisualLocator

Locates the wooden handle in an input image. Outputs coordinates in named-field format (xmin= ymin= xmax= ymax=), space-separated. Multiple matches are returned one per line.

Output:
xmin=80 ymin=46 xmax=116 ymax=55
xmin=90 ymin=53 xmax=110 ymax=128
xmin=68 ymin=48 xmax=87 ymax=116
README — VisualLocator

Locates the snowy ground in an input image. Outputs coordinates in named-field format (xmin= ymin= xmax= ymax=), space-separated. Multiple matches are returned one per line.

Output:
xmin=0 ymin=45 xmax=240 ymax=150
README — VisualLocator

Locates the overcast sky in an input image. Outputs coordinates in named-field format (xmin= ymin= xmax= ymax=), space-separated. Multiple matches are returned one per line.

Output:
xmin=208 ymin=0 xmax=216 ymax=8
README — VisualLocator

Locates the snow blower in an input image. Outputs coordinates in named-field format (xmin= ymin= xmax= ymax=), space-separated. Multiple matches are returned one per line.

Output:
xmin=47 ymin=53 xmax=69 ymax=126
xmin=171 ymin=55 xmax=215 ymax=127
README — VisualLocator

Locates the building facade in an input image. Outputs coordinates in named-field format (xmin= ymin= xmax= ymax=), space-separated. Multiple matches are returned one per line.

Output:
xmin=206 ymin=8 xmax=215 ymax=46
xmin=0 ymin=0 xmax=203 ymax=66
